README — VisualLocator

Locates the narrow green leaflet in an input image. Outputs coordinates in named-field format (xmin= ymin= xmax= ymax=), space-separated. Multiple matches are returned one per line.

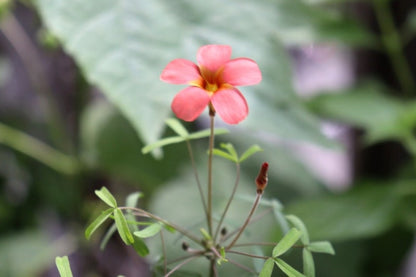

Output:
xmin=238 ymin=144 xmax=263 ymax=163
xmin=272 ymin=228 xmax=302 ymax=257
xmin=100 ymin=223 xmax=117 ymax=250
xmin=275 ymin=258 xmax=306 ymax=277
xmin=132 ymin=236 xmax=150 ymax=256
xmin=286 ymin=215 xmax=310 ymax=244
xmin=212 ymin=149 xmax=238 ymax=163
xmin=95 ymin=187 xmax=117 ymax=208
xmin=302 ymin=249 xmax=315 ymax=277
xmin=55 ymin=256 xmax=73 ymax=277
xmin=134 ymin=223 xmax=163 ymax=238
xmin=141 ymin=136 xmax=185 ymax=154
xmin=186 ymin=128 xmax=229 ymax=140
xmin=220 ymin=143 xmax=238 ymax=161
xmin=259 ymin=258 xmax=275 ymax=277
xmin=165 ymin=118 xmax=189 ymax=137
xmin=307 ymin=241 xmax=335 ymax=255
xmin=85 ymin=208 xmax=114 ymax=240
xmin=126 ymin=192 xmax=143 ymax=208
xmin=114 ymin=208 xmax=134 ymax=245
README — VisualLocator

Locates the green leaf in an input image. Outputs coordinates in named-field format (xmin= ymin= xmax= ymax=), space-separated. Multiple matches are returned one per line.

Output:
xmin=55 ymin=256 xmax=73 ymax=277
xmin=126 ymin=192 xmax=143 ymax=208
xmin=85 ymin=208 xmax=114 ymax=240
xmin=259 ymin=258 xmax=275 ymax=277
xmin=273 ymin=228 xmax=302 ymax=257
xmin=307 ymin=241 xmax=335 ymax=255
xmin=134 ymin=223 xmax=163 ymax=238
xmin=238 ymin=144 xmax=263 ymax=163
xmin=274 ymin=258 xmax=306 ymax=277
xmin=34 ymin=0 xmax=338 ymax=149
xmin=286 ymin=184 xmax=402 ymax=241
xmin=165 ymin=118 xmax=189 ymax=137
xmin=302 ymin=249 xmax=315 ymax=277
xmin=100 ymin=223 xmax=117 ymax=250
xmin=132 ymin=236 xmax=150 ymax=256
xmin=95 ymin=187 xmax=117 ymax=208
xmin=114 ymin=208 xmax=134 ymax=245
xmin=186 ymin=128 xmax=229 ymax=140
xmin=220 ymin=143 xmax=238 ymax=160
xmin=212 ymin=148 xmax=238 ymax=163
xmin=141 ymin=136 xmax=185 ymax=154
xmin=286 ymin=215 xmax=310 ymax=244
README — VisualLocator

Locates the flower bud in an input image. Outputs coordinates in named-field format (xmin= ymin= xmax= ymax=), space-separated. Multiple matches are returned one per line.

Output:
xmin=255 ymin=162 xmax=269 ymax=194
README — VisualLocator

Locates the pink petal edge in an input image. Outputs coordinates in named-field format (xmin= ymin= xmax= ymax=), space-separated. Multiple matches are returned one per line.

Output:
xmin=160 ymin=59 xmax=201 ymax=84
xmin=211 ymin=88 xmax=248 ymax=124
xmin=222 ymin=58 xmax=262 ymax=86
xmin=171 ymin=87 xmax=210 ymax=122
xmin=197 ymin=45 xmax=232 ymax=72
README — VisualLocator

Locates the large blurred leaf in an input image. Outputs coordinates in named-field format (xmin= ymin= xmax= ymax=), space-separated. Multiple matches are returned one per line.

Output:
xmin=35 ymin=0 xmax=341 ymax=148
xmin=286 ymin=182 xmax=415 ymax=241
xmin=80 ymin=100 xmax=187 ymax=190
xmin=307 ymin=82 xmax=416 ymax=144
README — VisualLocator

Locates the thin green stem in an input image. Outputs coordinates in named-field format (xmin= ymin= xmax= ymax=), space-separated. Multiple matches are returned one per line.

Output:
xmin=226 ymin=250 xmax=269 ymax=260
xmin=226 ymin=257 xmax=258 ymax=274
xmin=0 ymin=122 xmax=80 ymax=175
xmin=186 ymin=140 xmax=208 ymax=221
xmin=120 ymin=207 xmax=202 ymax=246
xmin=372 ymin=0 xmax=416 ymax=95
xmin=226 ymin=193 xmax=262 ymax=250
xmin=207 ymin=114 xmax=215 ymax=236
xmin=160 ymin=231 xmax=167 ymax=275
xmin=214 ymin=163 xmax=240 ymax=242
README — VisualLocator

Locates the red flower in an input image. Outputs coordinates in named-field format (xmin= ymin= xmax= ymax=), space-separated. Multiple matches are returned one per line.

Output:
xmin=160 ymin=45 xmax=262 ymax=124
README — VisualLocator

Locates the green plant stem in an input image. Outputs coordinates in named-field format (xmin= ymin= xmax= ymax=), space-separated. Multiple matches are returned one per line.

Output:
xmin=186 ymin=140 xmax=208 ymax=222
xmin=226 ymin=250 xmax=269 ymax=260
xmin=121 ymin=207 xmax=202 ymax=246
xmin=226 ymin=192 xmax=262 ymax=250
xmin=207 ymin=114 xmax=215 ymax=236
xmin=0 ymin=122 xmax=80 ymax=175
xmin=372 ymin=0 xmax=416 ymax=95
xmin=213 ymin=163 xmax=240 ymax=242
xmin=165 ymin=256 xmax=200 ymax=277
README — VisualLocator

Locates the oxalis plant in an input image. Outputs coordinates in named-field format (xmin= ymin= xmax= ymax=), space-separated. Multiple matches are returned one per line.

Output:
xmin=55 ymin=45 xmax=334 ymax=277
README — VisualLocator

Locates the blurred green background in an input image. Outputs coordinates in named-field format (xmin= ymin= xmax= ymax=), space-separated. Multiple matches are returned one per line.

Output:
xmin=0 ymin=0 xmax=416 ymax=276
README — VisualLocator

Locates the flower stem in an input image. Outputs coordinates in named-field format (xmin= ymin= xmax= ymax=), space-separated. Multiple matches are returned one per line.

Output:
xmin=0 ymin=122 xmax=80 ymax=175
xmin=214 ymin=163 xmax=240 ymax=242
xmin=226 ymin=192 xmax=262 ymax=250
xmin=186 ymin=140 xmax=209 ymax=224
xmin=207 ymin=113 xmax=215 ymax=236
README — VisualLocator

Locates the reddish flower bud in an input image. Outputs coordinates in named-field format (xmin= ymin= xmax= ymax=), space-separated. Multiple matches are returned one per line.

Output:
xmin=256 ymin=162 xmax=269 ymax=194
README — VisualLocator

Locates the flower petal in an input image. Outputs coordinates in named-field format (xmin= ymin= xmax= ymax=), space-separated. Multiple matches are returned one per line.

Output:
xmin=160 ymin=59 xmax=201 ymax=84
xmin=211 ymin=88 xmax=248 ymax=124
xmin=222 ymin=58 xmax=262 ymax=86
xmin=197 ymin=45 xmax=232 ymax=72
xmin=171 ymin=87 xmax=210 ymax=122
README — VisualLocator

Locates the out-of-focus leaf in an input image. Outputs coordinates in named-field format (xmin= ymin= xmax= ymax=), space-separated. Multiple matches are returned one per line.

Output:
xmin=239 ymin=144 xmax=263 ymax=163
xmin=165 ymin=118 xmax=189 ymax=138
xmin=307 ymin=82 xmax=416 ymax=144
xmin=272 ymin=228 xmax=302 ymax=257
xmin=0 ymin=231 xmax=76 ymax=277
xmin=80 ymin=100 xmax=187 ymax=191
xmin=403 ymin=9 xmax=416 ymax=42
xmin=134 ymin=223 xmax=163 ymax=238
xmin=100 ymin=223 xmax=117 ymax=250
xmin=55 ymin=256 xmax=73 ymax=277
xmin=126 ymin=192 xmax=143 ymax=208
xmin=275 ymin=258 xmax=306 ymax=277
xmin=286 ymin=184 xmax=402 ymax=241
xmin=212 ymin=148 xmax=237 ymax=163
xmin=307 ymin=241 xmax=335 ymax=255
xmin=35 ymin=0 xmax=337 ymax=149
xmin=95 ymin=187 xmax=117 ymax=208
xmin=114 ymin=208 xmax=134 ymax=245
xmin=259 ymin=258 xmax=275 ymax=277
xmin=85 ymin=208 xmax=114 ymax=240
xmin=132 ymin=236 xmax=150 ymax=257
xmin=286 ymin=215 xmax=310 ymax=244
xmin=302 ymin=249 xmax=315 ymax=277
xmin=141 ymin=136 xmax=185 ymax=154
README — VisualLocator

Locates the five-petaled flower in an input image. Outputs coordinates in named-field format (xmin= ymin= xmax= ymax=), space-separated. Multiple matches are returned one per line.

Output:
xmin=160 ymin=45 xmax=262 ymax=124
